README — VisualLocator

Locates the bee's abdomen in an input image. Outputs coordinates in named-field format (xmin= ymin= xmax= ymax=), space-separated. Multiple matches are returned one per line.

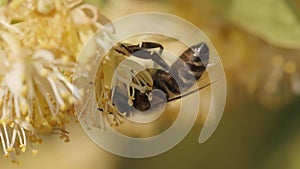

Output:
xmin=178 ymin=42 xmax=209 ymax=80
xmin=152 ymin=69 xmax=180 ymax=96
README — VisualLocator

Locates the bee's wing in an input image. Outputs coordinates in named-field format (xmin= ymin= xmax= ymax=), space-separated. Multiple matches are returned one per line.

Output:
xmin=197 ymin=55 xmax=221 ymax=82
xmin=166 ymin=54 xmax=222 ymax=103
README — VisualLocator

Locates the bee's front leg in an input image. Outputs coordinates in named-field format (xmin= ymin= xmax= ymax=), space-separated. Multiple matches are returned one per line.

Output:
xmin=117 ymin=42 xmax=171 ymax=72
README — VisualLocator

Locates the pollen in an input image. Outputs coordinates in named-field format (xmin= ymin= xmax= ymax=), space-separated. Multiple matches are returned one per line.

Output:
xmin=0 ymin=0 xmax=109 ymax=162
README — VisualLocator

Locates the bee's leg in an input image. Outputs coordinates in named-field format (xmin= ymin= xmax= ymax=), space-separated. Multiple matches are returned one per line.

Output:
xmin=140 ymin=42 xmax=163 ymax=55
xmin=120 ymin=42 xmax=163 ymax=54
xmin=131 ymin=42 xmax=171 ymax=72
xmin=116 ymin=42 xmax=170 ymax=71
xmin=120 ymin=44 xmax=140 ymax=54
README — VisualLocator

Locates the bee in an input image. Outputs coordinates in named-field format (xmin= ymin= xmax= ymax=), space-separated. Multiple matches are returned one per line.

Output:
xmin=96 ymin=41 xmax=211 ymax=123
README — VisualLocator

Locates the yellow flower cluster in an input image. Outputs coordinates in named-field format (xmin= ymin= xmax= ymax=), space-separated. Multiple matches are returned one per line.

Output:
xmin=0 ymin=0 xmax=108 ymax=163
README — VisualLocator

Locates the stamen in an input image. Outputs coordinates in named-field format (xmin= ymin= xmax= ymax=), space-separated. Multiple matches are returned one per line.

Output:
xmin=1 ymin=91 xmax=9 ymax=122
xmin=16 ymin=130 xmax=25 ymax=152
xmin=10 ymin=152 xmax=19 ymax=164
xmin=0 ymin=0 xmax=108 ymax=161
xmin=53 ymin=59 xmax=76 ymax=66
xmin=0 ymin=130 xmax=8 ymax=156
xmin=9 ymin=127 xmax=17 ymax=150
xmin=19 ymin=97 xmax=29 ymax=117
xmin=35 ymin=84 xmax=56 ymax=115
xmin=127 ymin=86 xmax=133 ymax=106
xmin=21 ymin=127 xmax=27 ymax=148
xmin=147 ymin=92 xmax=152 ymax=101
xmin=54 ymin=70 xmax=81 ymax=99
xmin=2 ymin=124 xmax=11 ymax=150
xmin=0 ymin=19 xmax=24 ymax=36
xmin=47 ymin=76 xmax=66 ymax=111
xmin=0 ymin=51 xmax=10 ymax=67
xmin=29 ymin=142 xmax=38 ymax=156
xmin=14 ymin=97 xmax=21 ymax=118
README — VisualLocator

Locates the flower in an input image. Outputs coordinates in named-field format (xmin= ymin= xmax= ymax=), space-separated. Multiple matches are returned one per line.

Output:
xmin=0 ymin=0 xmax=108 ymax=163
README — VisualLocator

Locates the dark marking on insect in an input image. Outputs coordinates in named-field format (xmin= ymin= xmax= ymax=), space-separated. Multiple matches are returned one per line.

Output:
xmin=115 ymin=42 xmax=171 ymax=72
xmin=111 ymin=42 xmax=210 ymax=114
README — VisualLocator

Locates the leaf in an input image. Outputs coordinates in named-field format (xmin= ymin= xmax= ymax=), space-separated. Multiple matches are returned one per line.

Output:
xmin=0 ymin=0 xmax=7 ymax=6
xmin=213 ymin=0 xmax=300 ymax=49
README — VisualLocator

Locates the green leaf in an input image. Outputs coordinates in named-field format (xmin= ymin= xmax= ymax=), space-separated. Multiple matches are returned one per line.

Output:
xmin=214 ymin=0 xmax=300 ymax=49
xmin=0 ymin=0 xmax=7 ymax=6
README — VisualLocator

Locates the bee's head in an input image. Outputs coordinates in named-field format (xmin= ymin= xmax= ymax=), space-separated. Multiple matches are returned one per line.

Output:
xmin=133 ymin=90 xmax=151 ymax=112
xmin=132 ymin=88 xmax=167 ymax=113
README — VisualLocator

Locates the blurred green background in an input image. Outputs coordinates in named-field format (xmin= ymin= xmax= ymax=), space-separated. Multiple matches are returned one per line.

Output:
xmin=1 ymin=0 xmax=300 ymax=168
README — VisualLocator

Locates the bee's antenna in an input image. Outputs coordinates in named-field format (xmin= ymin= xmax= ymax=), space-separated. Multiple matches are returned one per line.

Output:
xmin=167 ymin=81 xmax=216 ymax=103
